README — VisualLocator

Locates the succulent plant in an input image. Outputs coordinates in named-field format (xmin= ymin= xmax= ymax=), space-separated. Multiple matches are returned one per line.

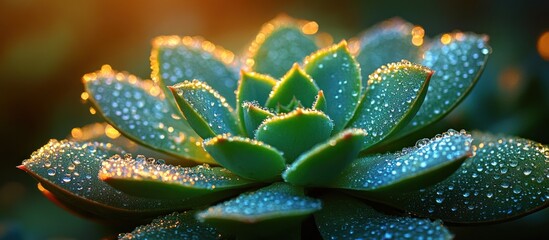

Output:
xmin=20 ymin=16 xmax=548 ymax=239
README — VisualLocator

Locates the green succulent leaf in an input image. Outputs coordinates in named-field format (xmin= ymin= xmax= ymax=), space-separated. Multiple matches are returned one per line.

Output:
xmin=315 ymin=194 xmax=453 ymax=240
xmin=331 ymin=129 xmax=472 ymax=193
xmin=171 ymin=80 xmax=243 ymax=139
xmin=242 ymin=102 xmax=275 ymax=137
xmin=283 ymin=128 xmax=368 ymax=186
xmin=255 ymin=108 xmax=334 ymax=163
xmin=151 ymin=36 xmax=239 ymax=106
xmin=397 ymin=33 xmax=491 ymax=137
xmin=304 ymin=41 xmax=362 ymax=132
xmin=371 ymin=132 xmax=549 ymax=223
xmin=236 ymin=71 xmax=277 ymax=133
xmin=265 ymin=63 xmax=319 ymax=109
xmin=312 ymin=90 xmax=327 ymax=112
xmin=203 ymin=135 xmax=285 ymax=182
xmin=348 ymin=60 xmax=433 ymax=151
xmin=119 ymin=211 xmax=223 ymax=240
xmin=99 ymin=154 xmax=256 ymax=200
xmin=246 ymin=16 xmax=318 ymax=78
xmin=197 ymin=182 xmax=321 ymax=238
xmin=19 ymin=140 xmax=212 ymax=222
xmin=355 ymin=18 xmax=423 ymax=86
xmin=83 ymin=66 xmax=213 ymax=164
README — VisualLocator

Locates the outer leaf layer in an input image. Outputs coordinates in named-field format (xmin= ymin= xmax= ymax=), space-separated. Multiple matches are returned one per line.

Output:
xmin=283 ymin=129 xmax=368 ymax=186
xmin=255 ymin=108 xmax=334 ymax=163
xmin=355 ymin=18 xmax=422 ymax=86
xmin=348 ymin=60 xmax=433 ymax=151
xmin=304 ymin=41 xmax=362 ymax=132
xmin=19 ymin=140 xmax=213 ymax=222
xmin=331 ymin=129 xmax=472 ymax=192
xmin=119 ymin=211 xmax=223 ymax=240
xmin=246 ymin=16 xmax=318 ymax=78
xmin=315 ymin=194 xmax=453 ymax=240
xmin=99 ymin=154 xmax=256 ymax=200
xmin=171 ymin=80 xmax=242 ymax=139
xmin=373 ymin=132 xmax=549 ymax=223
xmin=204 ymin=135 xmax=285 ymax=182
xmin=84 ymin=66 xmax=213 ymax=164
xmin=197 ymin=183 xmax=321 ymax=238
xmin=398 ymin=33 xmax=491 ymax=137
xmin=151 ymin=36 xmax=239 ymax=106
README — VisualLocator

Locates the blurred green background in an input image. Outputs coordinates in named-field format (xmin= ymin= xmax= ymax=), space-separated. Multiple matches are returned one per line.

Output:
xmin=1 ymin=0 xmax=548 ymax=239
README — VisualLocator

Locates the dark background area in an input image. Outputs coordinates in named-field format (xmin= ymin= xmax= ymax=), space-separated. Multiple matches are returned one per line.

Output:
xmin=1 ymin=0 xmax=548 ymax=239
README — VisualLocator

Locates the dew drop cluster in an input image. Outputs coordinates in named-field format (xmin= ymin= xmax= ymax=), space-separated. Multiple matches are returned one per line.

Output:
xmin=100 ymin=153 xmax=248 ymax=190
xmin=386 ymin=133 xmax=549 ymax=222
xmin=198 ymin=183 xmax=321 ymax=219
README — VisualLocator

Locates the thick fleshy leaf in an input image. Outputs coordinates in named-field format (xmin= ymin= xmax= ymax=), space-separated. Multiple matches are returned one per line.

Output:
xmin=203 ymin=135 xmax=285 ymax=181
xmin=370 ymin=132 xmax=549 ymax=223
xmin=236 ymin=71 xmax=277 ymax=132
xmin=312 ymin=90 xmax=327 ymax=112
xmin=255 ymin=108 xmax=334 ymax=163
xmin=99 ymin=154 xmax=256 ymax=200
xmin=331 ymin=129 xmax=472 ymax=192
xmin=19 ymin=140 xmax=214 ymax=222
xmin=84 ymin=66 xmax=213 ymax=164
xmin=355 ymin=18 xmax=422 ymax=85
xmin=397 ymin=33 xmax=491 ymax=137
xmin=68 ymin=122 xmax=189 ymax=166
xmin=170 ymin=80 xmax=242 ymax=139
xmin=265 ymin=63 xmax=319 ymax=109
xmin=315 ymin=194 xmax=453 ymax=240
xmin=283 ymin=129 xmax=368 ymax=186
xmin=304 ymin=41 xmax=362 ymax=132
xmin=197 ymin=183 xmax=321 ymax=238
xmin=348 ymin=60 xmax=433 ymax=151
xmin=246 ymin=16 xmax=318 ymax=78
xmin=119 ymin=211 xmax=223 ymax=240
xmin=151 ymin=36 xmax=239 ymax=106
xmin=241 ymin=102 xmax=274 ymax=137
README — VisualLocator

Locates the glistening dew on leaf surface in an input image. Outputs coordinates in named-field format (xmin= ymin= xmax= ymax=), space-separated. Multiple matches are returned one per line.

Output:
xmin=20 ymin=15 xmax=548 ymax=239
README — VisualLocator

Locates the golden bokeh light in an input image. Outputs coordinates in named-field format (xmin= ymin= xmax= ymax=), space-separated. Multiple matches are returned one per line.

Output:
xmin=538 ymin=31 xmax=549 ymax=61
xmin=80 ymin=92 xmax=89 ymax=101
xmin=71 ymin=127 xmax=83 ymax=139
xmin=440 ymin=34 xmax=452 ymax=45
xmin=89 ymin=107 xmax=96 ymax=115
xmin=302 ymin=21 xmax=319 ymax=35
xmin=411 ymin=26 xmax=424 ymax=46
xmin=105 ymin=124 xmax=121 ymax=139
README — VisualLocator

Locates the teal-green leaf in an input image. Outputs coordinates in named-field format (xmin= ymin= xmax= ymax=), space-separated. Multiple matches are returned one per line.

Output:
xmin=304 ymin=41 xmax=362 ymax=132
xmin=315 ymin=194 xmax=453 ymax=240
xmin=99 ymin=154 xmax=256 ymax=200
xmin=19 ymin=140 xmax=214 ymax=222
xmin=151 ymin=36 xmax=239 ymax=106
xmin=347 ymin=60 xmax=433 ymax=151
xmin=197 ymin=182 xmax=321 ymax=238
xmin=119 ymin=211 xmax=223 ymax=240
xmin=242 ymin=102 xmax=275 ymax=137
xmin=331 ymin=129 xmax=472 ymax=193
xmin=83 ymin=66 xmax=213 ymax=164
xmin=312 ymin=90 xmax=327 ymax=112
xmin=236 ymin=71 xmax=277 ymax=133
xmin=283 ymin=128 xmax=368 ymax=186
xmin=171 ymin=80 xmax=243 ymax=139
xmin=265 ymin=63 xmax=319 ymax=109
xmin=397 ymin=33 xmax=491 ymax=137
xmin=246 ymin=16 xmax=318 ymax=78
xmin=255 ymin=108 xmax=333 ymax=163
xmin=203 ymin=135 xmax=285 ymax=181
xmin=355 ymin=18 xmax=422 ymax=85
xmin=371 ymin=132 xmax=549 ymax=223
